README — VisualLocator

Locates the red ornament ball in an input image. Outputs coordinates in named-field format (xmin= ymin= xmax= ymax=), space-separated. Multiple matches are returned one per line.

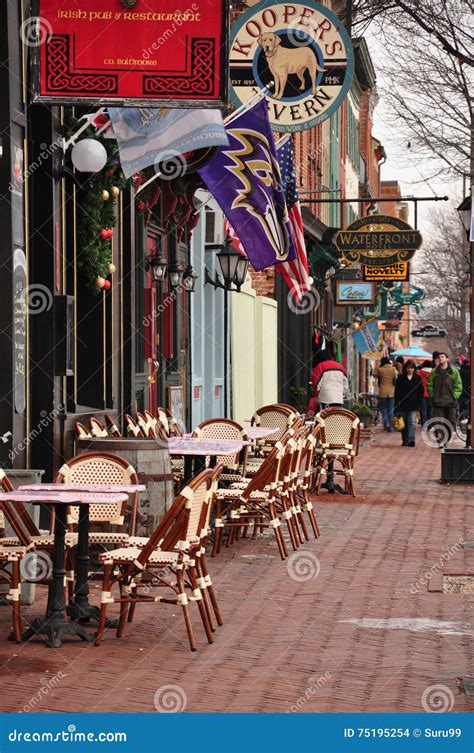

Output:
xmin=103 ymin=279 xmax=111 ymax=291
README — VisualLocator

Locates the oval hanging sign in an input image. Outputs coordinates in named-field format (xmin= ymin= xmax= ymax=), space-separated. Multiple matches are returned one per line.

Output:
xmin=229 ymin=0 xmax=354 ymax=132
xmin=334 ymin=215 xmax=423 ymax=267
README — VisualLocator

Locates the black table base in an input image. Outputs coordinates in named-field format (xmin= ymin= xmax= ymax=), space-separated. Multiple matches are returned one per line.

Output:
xmin=67 ymin=602 xmax=119 ymax=628
xmin=20 ymin=614 xmax=93 ymax=649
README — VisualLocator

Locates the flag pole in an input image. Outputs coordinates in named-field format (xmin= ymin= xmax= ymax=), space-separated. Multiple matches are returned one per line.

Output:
xmin=136 ymin=85 xmax=274 ymax=197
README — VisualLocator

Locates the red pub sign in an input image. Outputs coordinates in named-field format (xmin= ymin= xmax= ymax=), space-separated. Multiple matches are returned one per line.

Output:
xmin=31 ymin=0 xmax=229 ymax=107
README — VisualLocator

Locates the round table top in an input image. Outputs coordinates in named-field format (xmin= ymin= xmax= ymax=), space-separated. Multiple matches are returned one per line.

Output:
xmin=19 ymin=483 xmax=146 ymax=493
xmin=0 ymin=490 xmax=128 ymax=505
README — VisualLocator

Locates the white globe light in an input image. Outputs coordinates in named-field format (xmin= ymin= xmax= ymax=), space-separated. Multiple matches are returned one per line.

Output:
xmin=71 ymin=138 xmax=107 ymax=172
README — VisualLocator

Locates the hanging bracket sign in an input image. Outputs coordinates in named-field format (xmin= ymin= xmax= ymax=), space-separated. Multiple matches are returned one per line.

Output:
xmin=229 ymin=1 xmax=354 ymax=132
xmin=30 ymin=0 xmax=229 ymax=107
xmin=334 ymin=215 xmax=422 ymax=268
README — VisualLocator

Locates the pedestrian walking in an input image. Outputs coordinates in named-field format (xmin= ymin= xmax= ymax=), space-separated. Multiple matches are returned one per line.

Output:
xmin=394 ymin=359 xmax=424 ymax=447
xmin=375 ymin=356 xmax=398 ymax=431
xmin=308 ymin=341 xmax=348 ymax=413
xmin=427 ymin=352 xmax=462 ymax=445
xmin=418 ymin=359 xmax=433 ymax=425
xmin=394 ymin=356 xmax=404 ymax=375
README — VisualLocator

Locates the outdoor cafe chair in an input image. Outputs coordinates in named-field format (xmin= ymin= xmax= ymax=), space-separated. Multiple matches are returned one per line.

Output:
xmin=213 ymin=438 xmax=292 ymax=559
xmin=125 ymin=414 xmax=145 ymax=438
xmin=104 ymin=414 xmax=122 ymax=437
xmin=124 ymin=463 xmax=224 ymax=634
xmin=247 ymin=404 xmax=298 ymax=472
xmin=56 ymin=451 xmax=139 ymax=544
xmin=89 ymin=417 xmax=109 ymax=438
xmin=95 ymin=468 xmax=218 ymax=651
xmin=157 ymin=407 xmax=184 ymax=437
xmin=313 ymin=408 xmax=360 ymax=497
xmin=192 ymin=419 xmax=249 ymax=483
xmin=75 ymin=422 xmax=92 ymax=440
xmin=0 ymin=470 xmax=77 ymax=641
xmin=293 ymin=425 xmax=321 ymax=539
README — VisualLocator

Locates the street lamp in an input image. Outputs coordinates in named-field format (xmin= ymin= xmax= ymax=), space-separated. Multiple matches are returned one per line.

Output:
xmin=457 ymin=194 xmax=473 ymax=449
xmin=457 ymin=195 xmax=471 ymax=236
xmin=182 ymin=264 xmax=198 ymax=293
xmin=205 ymin=234 xmax=249 ymax=417
xmin=147 ymin=254 xmax=167 ymax=283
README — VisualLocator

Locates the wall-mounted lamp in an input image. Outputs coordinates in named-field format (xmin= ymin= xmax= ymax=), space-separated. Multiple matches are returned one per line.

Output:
xmin=147 ymin=254 xmax=168 ymax=283
xmin=182 ymin=265 xmax=198 ymax=293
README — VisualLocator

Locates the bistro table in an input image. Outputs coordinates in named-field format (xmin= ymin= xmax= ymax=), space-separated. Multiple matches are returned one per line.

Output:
xmin=19 ymin=483 xmax=146 ymax=625
xmin=244 ymin=426 xmax=280 ymax=441
xmin=0 ymin=489 xmax=127 ymax=647
xmin=167 ymin=437 xmax=245 ymax=484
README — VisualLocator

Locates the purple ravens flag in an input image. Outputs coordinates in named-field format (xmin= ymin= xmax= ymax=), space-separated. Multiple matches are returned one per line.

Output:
xmin=198 ymin=99 xmax=296 ymax=270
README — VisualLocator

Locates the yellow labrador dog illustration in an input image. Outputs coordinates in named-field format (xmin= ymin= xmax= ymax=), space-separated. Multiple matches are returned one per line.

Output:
xmin=258 ymin=32 xmax=324 ymax=100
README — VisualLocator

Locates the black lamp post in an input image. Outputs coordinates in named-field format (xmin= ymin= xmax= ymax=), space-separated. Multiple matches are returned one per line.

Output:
xmin=457 ymin=194 xmax=473 ymax=448
xmin=205 ymin=235 xmax=249 ymax=416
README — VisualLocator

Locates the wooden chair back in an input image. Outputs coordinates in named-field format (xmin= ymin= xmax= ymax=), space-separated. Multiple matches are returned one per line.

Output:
xmin=0 ymin=469 xmax=41 ymax=546
xmin=56 ymin=452 xmax=139 ymax=535
xmin=89 ymin=417 xmax=108 ymax=438
xmin=316 ymin=407 xmax=360 ymax=452
xmin=125 ymin=414 xmax=145 ymax=438
xmin=193 ymin=419 xmax=248 ymax=473
xmin=137 ymin=469 xmax=215 ymax=566
xmin=104 ymin=414 xmax=122 ymax=437
xmin=75 ymin=422 xmax=92 ymax=439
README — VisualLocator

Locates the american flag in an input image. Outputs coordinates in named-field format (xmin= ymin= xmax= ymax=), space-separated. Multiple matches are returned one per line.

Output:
xmin=276 ymin=136 xmax=310 ymax=301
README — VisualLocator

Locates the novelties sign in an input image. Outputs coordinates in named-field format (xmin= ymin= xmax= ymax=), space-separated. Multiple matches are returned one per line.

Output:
xmin=230 ymin=1 xmax=354 ymax=132
xmin=31 ymin=0 xmax=228 ymax=106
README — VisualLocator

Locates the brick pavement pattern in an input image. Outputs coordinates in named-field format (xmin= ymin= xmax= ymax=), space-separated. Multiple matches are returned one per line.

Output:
xmin=0 ymin=428 xmax=472 ymax=713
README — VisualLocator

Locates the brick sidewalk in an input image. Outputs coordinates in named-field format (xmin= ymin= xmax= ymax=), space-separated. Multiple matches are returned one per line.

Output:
xmin=1 ymin=426 xmax=472 ymax=713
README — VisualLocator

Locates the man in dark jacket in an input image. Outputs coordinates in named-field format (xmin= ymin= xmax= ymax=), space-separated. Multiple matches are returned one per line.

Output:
xmin=394 ymin=360 xmax=424 ymax=446
xmin=427 ymin=352 xmax=463 ymax=444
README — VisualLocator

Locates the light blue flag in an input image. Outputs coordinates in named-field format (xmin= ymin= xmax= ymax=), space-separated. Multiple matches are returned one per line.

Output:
xmin=107 ymin=108 xmax=229 ymax=178
xmin=352 ymin=320 xmax=383 ymax=357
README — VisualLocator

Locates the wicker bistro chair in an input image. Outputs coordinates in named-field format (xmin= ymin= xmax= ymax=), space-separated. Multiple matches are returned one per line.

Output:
xmin=313 ymin=408 xmax=360 ymax=497
xmin=246 ymin=404 xmax=299 ymax=474
xmin=95 ymin=468 xmax=218 ymax=651
xmin=104 ymin=414 xmax=122 ymax=437
xmin=56 ymin=452 xmax=140 ymax=544
xmin=75 ymin=422 xmax=92 ymax=439
xmin=0 ymin=469 xmax=77 ymax=641
xmin=89 ymin=417 xmax=109 ymax=438
xmin=125 ymin=414 xmax=144 ymax=438
xmin=192 ymin=419 xmax=249 ymax=483
xmin=122 ymin=463 xmax=224 ymax=634
xmin=213 ymin=437 xmax=296 ymax=560
xmin=293 ymin=425 xmax=321 ymax=539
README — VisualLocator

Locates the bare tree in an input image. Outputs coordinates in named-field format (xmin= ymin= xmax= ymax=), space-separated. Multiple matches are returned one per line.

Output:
xmin=413 ymin=202 xmax=470 ymax=350
xmin=332 ymin=0 xmax=474 ymax=181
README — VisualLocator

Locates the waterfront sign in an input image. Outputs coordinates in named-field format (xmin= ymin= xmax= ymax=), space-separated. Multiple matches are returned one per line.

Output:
xmin=229 ymin=1 xmax=354 ymax=132
xmin=31 ymin=0 xmax=228 ymax=106
xmin=336 ymin=281 xmax=375 ymax=305
xmin=363 ymin=262 xmax=409 ymax=281
xmin=334 ymin=215 xmax=422 ymax=268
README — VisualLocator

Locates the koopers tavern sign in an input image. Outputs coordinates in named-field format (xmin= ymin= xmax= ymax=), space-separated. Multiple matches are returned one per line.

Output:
xmin=334 ymin=215 xmax=422 ymax=268
xmin=31 ymin=0 xmax=229 ymax=107
xmin=229 ymin=1 xmax=354 ymax=132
